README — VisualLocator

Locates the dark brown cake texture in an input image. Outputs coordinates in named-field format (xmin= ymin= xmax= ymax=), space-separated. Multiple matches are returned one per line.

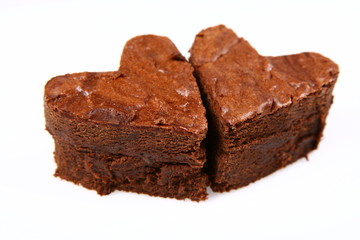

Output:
xmin=45 ymin=26 xmax=339 ymax=200
xmin=45 ymin=35 xmax=209 ymax=201
xmin=189 ymin=25 xmax=339 ymax=192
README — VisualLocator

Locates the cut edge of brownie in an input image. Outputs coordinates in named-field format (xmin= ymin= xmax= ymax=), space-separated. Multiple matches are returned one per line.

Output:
xmin=54 ymin=139 xmax=209 ymax=201
xmin=209 ymin=82 xmax=335 ymax=192
xmin=44 ymin=103 xmax=207 ymax=167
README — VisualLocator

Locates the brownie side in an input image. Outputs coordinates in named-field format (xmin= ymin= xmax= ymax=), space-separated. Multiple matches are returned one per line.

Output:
xmin=190 ymin=25 xmax=339 ymax=192
xmin=210 ymin=83 xmax=335 ymax=191
xmin=54 ymin=140 xmax=209 ymax=201
xmin=45 ymin=102 xmax=206 ymax=167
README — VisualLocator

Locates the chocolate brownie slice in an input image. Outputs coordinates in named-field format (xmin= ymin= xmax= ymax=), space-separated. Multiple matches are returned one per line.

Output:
xmin=45 ymin=35 xmax=209 ymax=201
xmin=189 ymin=25 xmax=339 ymax=192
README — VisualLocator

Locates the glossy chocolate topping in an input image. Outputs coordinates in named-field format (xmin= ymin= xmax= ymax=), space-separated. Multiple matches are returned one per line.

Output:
xmin=190 ymin=25 xmax=339 ymax=126
xmin=45 ymin=35 xmax=207 ymax=134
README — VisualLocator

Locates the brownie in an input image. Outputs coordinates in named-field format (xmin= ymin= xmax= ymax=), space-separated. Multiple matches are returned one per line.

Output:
xmin=45 ymin=35 xmax=209 ymax=201
xmin=189 ymin=25 xmax=339 ymax=192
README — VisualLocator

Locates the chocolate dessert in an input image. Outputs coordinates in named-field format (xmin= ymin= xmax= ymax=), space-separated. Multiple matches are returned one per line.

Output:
xmin=189 ymin=25 xmax=339 ymax=192
xmin=45 ymin=26 xmax=339 ymax=200
xmin=45 ymin=35 xmax=209 ymax=201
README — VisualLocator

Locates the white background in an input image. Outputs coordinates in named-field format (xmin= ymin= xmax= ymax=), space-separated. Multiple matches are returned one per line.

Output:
xmin=1 ymin=0 xmax=359 ymax=239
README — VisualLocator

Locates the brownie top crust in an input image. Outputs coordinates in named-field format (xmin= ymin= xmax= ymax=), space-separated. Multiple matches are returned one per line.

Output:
xmin=45 ymin=35 xmax=207 ymax=134
xmin=190 ymin=25 xmax=339 ymax=126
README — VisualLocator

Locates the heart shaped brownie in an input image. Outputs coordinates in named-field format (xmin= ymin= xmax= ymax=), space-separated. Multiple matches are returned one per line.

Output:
xmin=189 ymin=25 xmax=339 ymax=192
xmin=45 ymin=35 xmax=209 ymax=201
